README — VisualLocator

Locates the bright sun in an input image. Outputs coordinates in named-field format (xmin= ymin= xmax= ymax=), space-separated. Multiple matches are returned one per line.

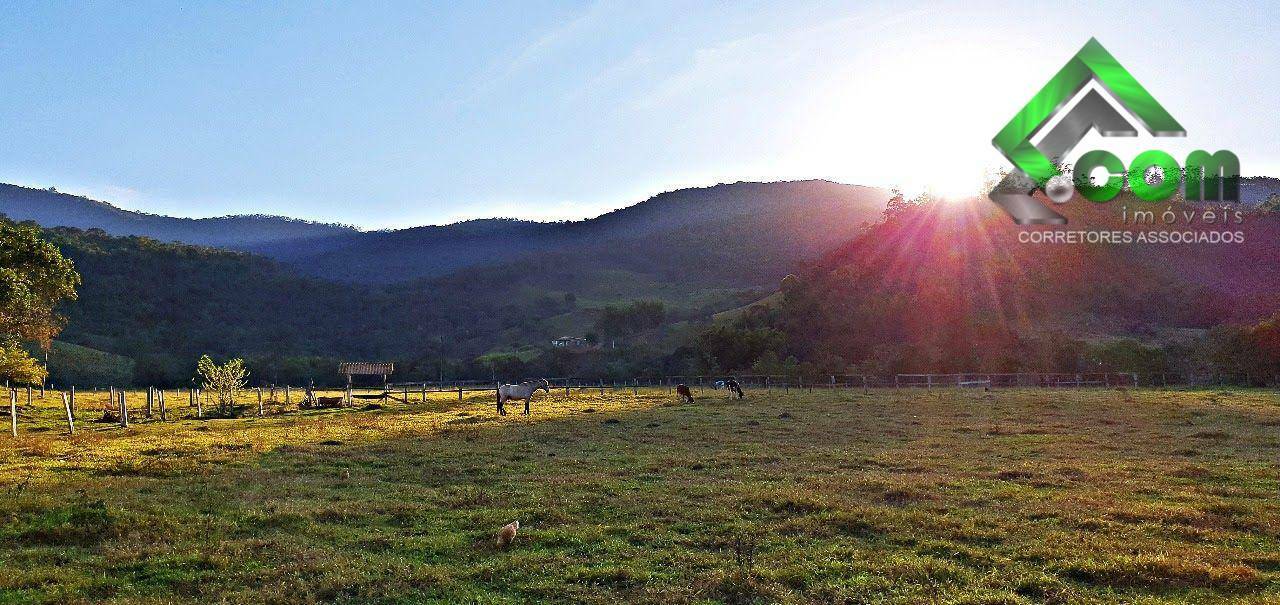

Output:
xmin=785 ymin=34 xmax=1027 ymax=201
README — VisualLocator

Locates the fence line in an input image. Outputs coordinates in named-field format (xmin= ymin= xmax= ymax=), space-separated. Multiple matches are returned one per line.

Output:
xmin=7 ymin=371 xmax=1277 ymax=439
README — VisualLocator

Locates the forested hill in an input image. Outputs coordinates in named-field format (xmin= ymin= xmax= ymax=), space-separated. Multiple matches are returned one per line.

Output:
xmin=0 ymin=183 xmax=356 ymax=249
xmin=710 ymin=191 xmax=1280 ymax=376
xmin=0 ymin=180 xmax=890 ymax=285
xmin=44 ymin=227 xmax=380 ymax=384
xmin=251 ymin=180 xmax=891 ymax=284
xmin=36 ymin=224 xmax=764 ymax=387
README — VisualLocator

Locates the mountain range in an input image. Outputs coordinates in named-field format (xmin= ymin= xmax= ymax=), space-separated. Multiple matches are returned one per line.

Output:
xmin=0 ymin=184 xmax=357 ymax=249
xmin=1 ymin=180 xmax=889 ymax=285
xmin=8 ymin=176 xmax=1278 ymax=385
xmin=4 ymin=180 xmax=889 ymax=385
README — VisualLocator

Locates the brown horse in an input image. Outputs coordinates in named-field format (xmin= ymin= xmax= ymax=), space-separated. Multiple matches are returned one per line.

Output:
xmin=676 ymin=383 xmax=693 ymax=404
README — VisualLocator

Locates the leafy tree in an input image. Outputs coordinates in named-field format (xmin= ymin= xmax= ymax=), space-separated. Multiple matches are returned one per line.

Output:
xmin=593 ymin=300 xmax=667 ymax=340
xmin=1261 ymin=193 xmax=1280 ymax=213
xmin=0 ymin=219 xmax=79 ymax=384
xmin=1208 ymin=315 xmax=1280 ymax=384
xmin=1086 ymin=339 xmax=1169 ymax=375
xmin=695 ymin=324 xmax=785 ymax=372
xmin=0 ymin=343 xmax=47 ymax=384
xmin=197 ymin=355 xmax=249 ymax=414
xmin=475 ymin=350 xmax=538 ymax=381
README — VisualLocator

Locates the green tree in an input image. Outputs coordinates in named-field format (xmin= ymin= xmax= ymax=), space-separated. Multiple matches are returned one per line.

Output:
xmin=197 ymin=355 xmax=249 ymax=415
xmin=0 ymin=342 xmax=47 ymax=384
xmin=593 ymin=300 xmax=667 ymax=340
xmin=695 ymin=324 xmax=785 ymax=372
xmin=0 ymin=220 xmax=80 ymax=384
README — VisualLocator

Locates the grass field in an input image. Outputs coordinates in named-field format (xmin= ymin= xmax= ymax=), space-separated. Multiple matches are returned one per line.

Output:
xmin=2 ymin=386 xmax=1279 ymax=604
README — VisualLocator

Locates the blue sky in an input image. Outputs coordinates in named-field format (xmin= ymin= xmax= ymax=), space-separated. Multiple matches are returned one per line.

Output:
xmin=1 ymin=1 xmax=1276 ymax=228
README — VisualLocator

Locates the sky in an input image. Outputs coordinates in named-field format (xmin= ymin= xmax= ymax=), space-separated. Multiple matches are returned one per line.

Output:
xmin=1 ymin=1 xmax=1276 ymax=229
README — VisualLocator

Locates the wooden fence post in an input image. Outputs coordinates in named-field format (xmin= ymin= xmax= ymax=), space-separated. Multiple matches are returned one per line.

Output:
xmin=599 ymin=379 xmax=604 ymax=396
xmin=286 ymin=385 xmax=292 ymax=405
xmin=457 ymin=385 xmax=462 ymax=401
xmin=62 ymin=391 xmax=74 ymax=435
xmin=257 ymin=388 xmax=264 ymax=417
xmin=421 ymin=382 xmax=427 ymax=402
xmin=147 ymin=387 xmax=154 ymax=418
xmin=195 ymin=389 xmax=203 ymax=418
xmin=69 ymin=386 xmax=76 ymax=418
xmin=119 ymin=390 xmax=128 ymax=428
xmin=40 ymin=382 xmax=45 ymax=398
xmin=9 ymin=388 xmax=17 ymax=437
xmin=159 ymin=389 xmax=167 ymax=421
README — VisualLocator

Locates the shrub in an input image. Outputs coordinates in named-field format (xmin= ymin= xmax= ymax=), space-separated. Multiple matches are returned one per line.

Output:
xmin=197 ymin=354 xmax=248 ymax=415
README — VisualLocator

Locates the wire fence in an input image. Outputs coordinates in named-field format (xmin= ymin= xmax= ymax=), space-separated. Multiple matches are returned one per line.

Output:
xmin=386 ymin=370 xmax=1280 ymax=393
xmin=6 ymin=370 xmax=1278 ymax=439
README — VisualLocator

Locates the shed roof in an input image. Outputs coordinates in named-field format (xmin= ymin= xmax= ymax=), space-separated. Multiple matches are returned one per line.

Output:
xmin=338 ymin=362 xmax=395 ymax=376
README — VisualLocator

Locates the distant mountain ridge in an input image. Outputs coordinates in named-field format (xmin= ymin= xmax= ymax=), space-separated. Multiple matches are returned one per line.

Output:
xmin=7 ymin=176 xmax=1273 ymax=261
xmin=253 ymin=180 xmax=891 ymax=284
xmin=0 ymin=179 xmax=890 ymax=285
xmin=0 ymin=183 xmax=358 ymax=249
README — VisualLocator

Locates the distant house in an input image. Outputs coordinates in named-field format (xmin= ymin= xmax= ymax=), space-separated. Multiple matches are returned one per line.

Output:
xmin=551 ymin=336 xmax=588 ymax=349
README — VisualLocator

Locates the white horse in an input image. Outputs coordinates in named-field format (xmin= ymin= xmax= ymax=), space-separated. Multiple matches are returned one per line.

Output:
xmin=497 ymin=378 xmax=550 ymax=415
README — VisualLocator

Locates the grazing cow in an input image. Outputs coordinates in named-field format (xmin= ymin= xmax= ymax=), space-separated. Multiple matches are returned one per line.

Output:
xmin=726 ymin=378 xmax=744 ymax=399
xmin=497 ymin=379 xmax=550 ymax=415
xmin=676 ymin=383 xmax=693 ymax=404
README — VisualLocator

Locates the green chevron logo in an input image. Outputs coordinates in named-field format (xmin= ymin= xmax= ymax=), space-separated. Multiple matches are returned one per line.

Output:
xmin=989 ymin=38 xmax=1239 ymax=225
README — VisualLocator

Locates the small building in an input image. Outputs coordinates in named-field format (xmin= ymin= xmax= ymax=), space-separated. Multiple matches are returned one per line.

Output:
xmin=338 ymin=361 xmax=395 ymax=387
xmin=551 ymin=336 xmax=588 ymax=349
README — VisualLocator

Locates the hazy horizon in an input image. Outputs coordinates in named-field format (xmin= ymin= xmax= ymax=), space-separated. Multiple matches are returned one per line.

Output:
xmin=3 ymin=1 xmax=1277 ymax=229
xmin=8 ymin=176 xmax=891 ymax=231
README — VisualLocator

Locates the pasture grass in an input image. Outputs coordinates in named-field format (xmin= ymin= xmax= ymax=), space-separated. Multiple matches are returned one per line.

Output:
xmin=1 ymin=386 xmax=1278 ymax=604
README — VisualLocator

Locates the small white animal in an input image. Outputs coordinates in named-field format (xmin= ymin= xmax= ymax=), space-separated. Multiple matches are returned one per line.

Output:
xmin=496 ymin=520 xmax=519 ymax=548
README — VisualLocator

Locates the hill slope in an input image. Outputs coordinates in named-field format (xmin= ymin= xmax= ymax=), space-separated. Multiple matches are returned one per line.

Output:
xmin=260 ymin=180 xmax=889 ymax=284
xmin=719 ymin=192 xmax=1280 ymax=374
xmin=0 ymin=183 xmax=356 ymax=249
xmin=4 ymin=180 xmax=890 ymax=287
xmin=38 ymin=224 xmax=761 ymax=385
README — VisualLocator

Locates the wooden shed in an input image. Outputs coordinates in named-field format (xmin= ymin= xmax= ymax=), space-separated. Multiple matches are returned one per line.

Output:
xmin=338 ymin=362 xmax=395 ymax=388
